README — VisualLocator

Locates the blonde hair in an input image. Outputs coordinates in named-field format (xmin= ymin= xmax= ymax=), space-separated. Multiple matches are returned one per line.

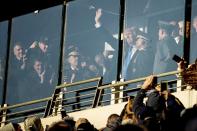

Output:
xmin=24 ymin=116 xmax=43 ymax=131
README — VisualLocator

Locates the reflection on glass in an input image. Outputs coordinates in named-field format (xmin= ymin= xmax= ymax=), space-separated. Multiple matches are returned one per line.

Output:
xmin=122 ymin=27 xmax=154 ymax=80
xmin=122 ymin=0 xmax=185 ymax=82
xmin=190 ymin=2 xmax=197 ymax=63
xmin=0 ymin=21 xmax=8 ymax=105
xmin=64 ymin=0 xmax=119 ymax=84
xmin=153 ymin=21 xmax=180 ymax=74
xmin=6 ymin=5 xmax=62 ymax=105
xmin=63 ymin=0 xmax=120 ymax=110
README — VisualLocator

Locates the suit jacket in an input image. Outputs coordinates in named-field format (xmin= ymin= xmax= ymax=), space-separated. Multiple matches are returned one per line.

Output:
xmin=153 ymin=36 xmax=179 ymax=74
xmin=64 ymin=66 xmax=83 ymax=83
xmin=126 ymin=47 xmax=154 ymax=80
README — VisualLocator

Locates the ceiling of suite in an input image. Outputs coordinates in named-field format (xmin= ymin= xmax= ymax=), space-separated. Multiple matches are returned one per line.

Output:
xmin=0 ymin=0 xmax=64 ymax=21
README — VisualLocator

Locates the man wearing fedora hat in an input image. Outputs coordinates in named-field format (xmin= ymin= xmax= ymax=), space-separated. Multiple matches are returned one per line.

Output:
xmin=63 ymin=47 xmax=84 ymax=110
xmin=64 ymin=48 xmax=81 ymax=83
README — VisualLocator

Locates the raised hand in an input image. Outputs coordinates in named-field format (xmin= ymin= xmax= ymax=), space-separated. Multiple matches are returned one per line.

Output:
xmin=30 ymin=41 xmax=38 ymax=49
xmin=95 ymin=8 xmax=102 ymax=27
xmin=141 ymin=75 xmax=156 ymax=90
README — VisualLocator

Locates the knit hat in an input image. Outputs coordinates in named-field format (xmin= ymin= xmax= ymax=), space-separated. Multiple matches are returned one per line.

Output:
xmin=146 ymin=91 xmax=166 ymax=113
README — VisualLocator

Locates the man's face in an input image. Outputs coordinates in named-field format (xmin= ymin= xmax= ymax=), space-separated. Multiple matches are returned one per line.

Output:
xmin=14 ymin=45 xmax=23 ymax=60
xmin=136 ymin=38 xmax=146 ymax=50
xmin=68 ymin=55 xmax=78 ymax=67
xmin=39 ymin=42 xmax=48 ymax=53
xmin=158 ymin=29 xmax=166 ymax=40
xmin=124 ymin=29 xmax=134 ymax=45
xmin=95 ymin=54 xmax=104 ymax=66
xmin=34 ymin=60 xmax=42 ymax=74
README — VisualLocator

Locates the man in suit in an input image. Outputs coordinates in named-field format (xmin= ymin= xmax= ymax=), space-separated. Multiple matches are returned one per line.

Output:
xmin=63 ymin=47 xmax=86 ymax=110
xmin=6 ymin=43 xmax=27 ymax=104
xmin=122 ymin=27 xmax=137 ymax=80
xmin=64 ymin=49 xmax=82 ymax=83
xmin=126 ymin=31 xmax=154 ymax=80
xmin=153 ymin=21 xmax=179 ymax=74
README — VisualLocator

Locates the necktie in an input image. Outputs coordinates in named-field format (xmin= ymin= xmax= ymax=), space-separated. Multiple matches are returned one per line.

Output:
xmin=122 ymin=47 xmax=132 ymax=78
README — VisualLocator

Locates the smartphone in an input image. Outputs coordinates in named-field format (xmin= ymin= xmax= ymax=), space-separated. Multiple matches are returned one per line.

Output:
xmin=160 ymin=82 xmax=168 ymax=92
xmin=172 ymin=54 xmax=182 ymax=63
xmin=152 ymin=76 xmax=157 ymax=87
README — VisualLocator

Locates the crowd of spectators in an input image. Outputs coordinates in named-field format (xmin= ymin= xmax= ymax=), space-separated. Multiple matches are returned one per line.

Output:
xmin=1 ymin=60 xmax=197 ymax=131
xmin=0 ymin=83 xmax=196 ymax=131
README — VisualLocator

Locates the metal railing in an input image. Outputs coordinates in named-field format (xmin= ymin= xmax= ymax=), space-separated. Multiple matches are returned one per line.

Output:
xmin=44 ymin=77 xmax=102 ymax=117
xmin=56 ymin=77 xmax=102 ymax=89
xmin=0 ymin=70 xmax=183 ymax=126
xmin=0 ymin=98 xmax=50 ymax=126
xmin=98 ymin=70 xmax=180 ymax=90
xmin=0 ymin=97 xmax=51 ymax=112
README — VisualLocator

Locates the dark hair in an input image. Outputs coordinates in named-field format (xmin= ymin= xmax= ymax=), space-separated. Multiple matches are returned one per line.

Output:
xmin=180 ymin=106 xmax=197 ymax=130
xmin=158 ymin=21 xmax=174 ymax=35
xmin=77 ymin=123 xmax=95 ymax=131
xmin=146 ymin=91 xmax=166 ymax=113
xmin=63 ymin=116 xmax=76 ymax=129
xmin=106 ymin=114 xmax=121 ymax=129
xmin=48 ymin=121 xmax=75 ymax=131
xmin=143 ymin=117 xmax=160 ymax=131
xmin=114 ymin=124 xmax=145 ymax=131
xmin=13 ymin=123 xmax=21 ymax=131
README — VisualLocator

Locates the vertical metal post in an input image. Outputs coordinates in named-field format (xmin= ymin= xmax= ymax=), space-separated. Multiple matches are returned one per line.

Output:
xmin=183 ymin=0 xmax=192 ymax=64
xmin=92 ymin=77 xmax=103 ymax=108
xmin=116 ymin=0 xmax=125 ymax=81
xmin=110 ymin=79 xmax=124 ymax=104
xmin=1 ymin=104 xmax=7 ymax=127
xmin=118 ymin=78 xmax=125 ymax=103
xmin=44 ymin=1 xmax=67 ymax=117
xmin=58 ymin=1 xmax=67 ymax=86
xmin=110 ymin=80 xmax=116 ymax=105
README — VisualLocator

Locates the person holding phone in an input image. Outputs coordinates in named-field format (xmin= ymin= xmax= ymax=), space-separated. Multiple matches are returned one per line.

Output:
xmin=132 ymin=75 xmax=185 ymax=131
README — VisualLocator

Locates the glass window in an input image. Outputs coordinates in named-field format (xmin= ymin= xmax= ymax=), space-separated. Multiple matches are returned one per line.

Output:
xmin=190 ymin=1 xmax=197 ymax=64
xmin=0 ymin=21 xmax=8 ymax=105
xmin=63 ymin=0 xmax=120 ymax=109
xmin=122 ymin=0 xmax=185 ymax=84
xmin=6 ymin=5 xmax=62 ymax=106
xmin=63 ymin=0 xmax=120 ymax=84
